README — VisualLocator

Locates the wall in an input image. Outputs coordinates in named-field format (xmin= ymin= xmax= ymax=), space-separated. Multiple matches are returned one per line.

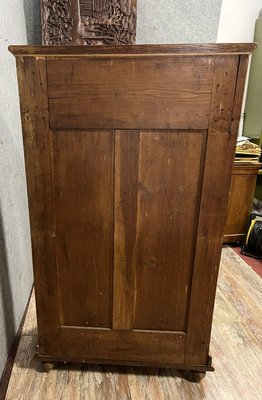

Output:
xmin=23 ymin=0 xmax=42 ymax=44
xmin=217 ymin=0 xmax=262 ymax=42
xmin=217 ymin=0 xmax=262 ymax=136
xmin=0 ymin=0 xmax=33 ymax=378
xmin=137 ymin=0 xmax=222 ymax=43
xmin=244 ymin=10 xmax=262 ymax=139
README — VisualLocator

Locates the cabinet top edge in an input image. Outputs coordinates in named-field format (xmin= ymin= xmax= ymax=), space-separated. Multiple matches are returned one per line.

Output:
xmin=8 ymin=43 xmax=256 ymax=57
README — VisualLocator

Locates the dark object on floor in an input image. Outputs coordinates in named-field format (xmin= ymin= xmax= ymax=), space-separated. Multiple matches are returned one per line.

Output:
xmin=242 ymin=213 xmax=262 ymax=259
xmin=252 ymin=197 xmax=262 ymax=214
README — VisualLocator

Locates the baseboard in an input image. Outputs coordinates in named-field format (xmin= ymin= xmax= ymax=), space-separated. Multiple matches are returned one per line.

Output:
xmin=0 ymin=285 xmax=33 ymax=400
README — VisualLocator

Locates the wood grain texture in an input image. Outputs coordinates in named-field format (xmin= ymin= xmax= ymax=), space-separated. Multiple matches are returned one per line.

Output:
xmin=113 ymin=130 xmax=207 ymax=332
xmin=9 ymin=43 xmax=257 ymax=57
xmin=61 ymin=327 xmax=185 ymax=364
xmin=31 ymin=237 xmax=61 ymax=356
xmin=5 ymin=248 xmax=262 ymax=400
xmin=224 ymin=163 xmax=261 ymax=243
xmin=53 ymin=130 xmax=114 ymax=328
xmin=133 ymin=130 xmax=206 ymax=332
xmin=15 ymin=56 xmax=61 ymax=357
xmin=185 ymin=56 xmax=242 ymax=366
xmin=15 ymin=57 xmax=53 ymax=236
xmin=113 ymin=130 xmax=140 ymax=330
xmin=47 ymin=57 xmax=214 ymax=130
xmin=12 ymin=45 xmax=253 ymax=371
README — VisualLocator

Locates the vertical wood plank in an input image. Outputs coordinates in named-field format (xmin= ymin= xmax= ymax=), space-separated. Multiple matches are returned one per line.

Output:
xmin=113 ymin=129 xmax=206 ymax=332
xmin=133 ymin=130 xmax=206 ymax=332
xmin=16 ymin=57 xmax=53 ymax=236
xmin=113 ymin=130 xmax=140 ymax=330
xmin=53 ymin=130 xmax=114 ymax=328
xmin=185 ymin=55 xmax=244 ymax=366
xmin=16 ymin=57 xmax=61 ymax=356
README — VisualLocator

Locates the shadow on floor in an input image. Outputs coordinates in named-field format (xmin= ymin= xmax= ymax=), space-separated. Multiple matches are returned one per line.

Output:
xmin=0 ymin=203 xmax=16 ymax=363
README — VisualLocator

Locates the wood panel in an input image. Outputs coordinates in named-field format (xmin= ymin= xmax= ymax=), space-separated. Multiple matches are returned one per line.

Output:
xmin=15 ymin=56 xmax=61 ymax=357
xmin=52 ymin=130 xmax=114 ymax=328
xmin=113 ymin=130 xmax=207 ymax=332
xmin=47 ymin=57 xmax=214 ymax=130
xmin=16 ymin=57 xmax=53 ymax=236
xmin=60 ymin=327 xmax=186 ymax=364
xmin=224 ymin=163 xmax=261 ymax=243
xmin=113 ymin=130 xmax=140 ymax=330
xmin=31 ymin=237 xmax=60 ymax=355
xmin=185 ymin=55 xmax=244 ymax=366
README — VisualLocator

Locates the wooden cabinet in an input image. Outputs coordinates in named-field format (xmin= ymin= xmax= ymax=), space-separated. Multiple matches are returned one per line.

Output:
xmin=224 ymin=163 xmax=261 ymax=243
xmin=10 ymin=43 xmax=254 ymax=374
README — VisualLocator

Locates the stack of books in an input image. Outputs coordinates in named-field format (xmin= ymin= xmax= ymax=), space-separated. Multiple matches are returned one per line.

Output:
xmin=235 ymin=137 xmax=261 ymax=164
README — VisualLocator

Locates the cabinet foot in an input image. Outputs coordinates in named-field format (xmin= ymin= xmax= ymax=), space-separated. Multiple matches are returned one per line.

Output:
xmin=184 ymin=370 xmax=206 ymax=382
xmin=42 ymin=362 xmax=55 ymax=373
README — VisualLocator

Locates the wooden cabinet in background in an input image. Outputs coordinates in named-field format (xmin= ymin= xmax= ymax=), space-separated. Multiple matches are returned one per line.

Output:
xmin=9 ymin=43 xmax=255 ymax=376
xmin=224 ymin=163 xmax=261 ymax=243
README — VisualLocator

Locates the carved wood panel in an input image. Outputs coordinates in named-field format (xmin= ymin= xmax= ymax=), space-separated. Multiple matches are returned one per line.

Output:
xmin=41 ymin=0 xmax=137 ymax=45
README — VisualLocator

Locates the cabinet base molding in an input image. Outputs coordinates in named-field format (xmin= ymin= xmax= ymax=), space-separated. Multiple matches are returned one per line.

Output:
xmin=223 ymin=233 xmax=246 ymax=243
xmin=36 ymin=348 xmax=214 ymax=372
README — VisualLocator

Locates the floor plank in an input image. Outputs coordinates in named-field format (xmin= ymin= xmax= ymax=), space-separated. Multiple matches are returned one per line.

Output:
xmin=21 ymin=291 xmax=37 ymax=336
xmin=6 ymin=247 xmax=262 ymax=400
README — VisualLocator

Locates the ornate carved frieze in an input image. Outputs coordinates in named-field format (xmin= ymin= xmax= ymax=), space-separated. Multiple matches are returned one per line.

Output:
xmin=41 ymin=0 xmax=137 ymax=45
xmin=41 ymin=0 xmax=74 ymax=45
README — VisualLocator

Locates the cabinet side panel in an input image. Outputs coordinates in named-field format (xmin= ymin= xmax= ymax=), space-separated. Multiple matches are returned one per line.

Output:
xmin=185 ymin=55 xmax=248 ymax=366
xmin=15 ymin=56 xmax=61 ymax=356
xmin=52 ymin=130 xmax=114 ymax=328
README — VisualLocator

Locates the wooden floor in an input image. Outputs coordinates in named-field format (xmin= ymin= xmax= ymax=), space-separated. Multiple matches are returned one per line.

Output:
xmin=5 ymin=247 xmax=262 ymax=400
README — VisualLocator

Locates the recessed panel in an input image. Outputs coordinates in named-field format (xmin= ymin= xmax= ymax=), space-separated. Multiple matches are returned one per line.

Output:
xmin=113 ymin=129 xmax=206 ymax=332
xmin=52 ymin=130 xmax=114 ymax=328
xmin=47 ymin=57 xmax=214 ymax=130
xmin=133 ymin=130 xmax=206 ymax=331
